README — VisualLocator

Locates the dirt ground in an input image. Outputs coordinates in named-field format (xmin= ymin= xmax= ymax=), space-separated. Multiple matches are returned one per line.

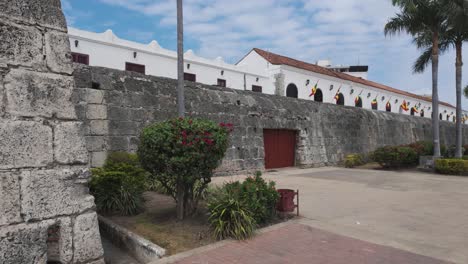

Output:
xmin=109 ymin=192 xmax=216 ymax=255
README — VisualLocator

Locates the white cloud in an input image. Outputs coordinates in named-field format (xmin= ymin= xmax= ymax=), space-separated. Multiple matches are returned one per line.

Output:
xmin=94 ymin=0 xmax=467 ymax=106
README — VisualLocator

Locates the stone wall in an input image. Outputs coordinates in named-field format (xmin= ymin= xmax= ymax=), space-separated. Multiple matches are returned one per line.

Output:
xmin=73 ymin=65 xmax=467 ymax=174
xmin=0 ymin=1 xmax=104 ymax=263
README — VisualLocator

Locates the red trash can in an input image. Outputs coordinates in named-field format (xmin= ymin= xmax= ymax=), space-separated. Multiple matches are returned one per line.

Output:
xmin=276 ymin=189 xmax=296 ymax=212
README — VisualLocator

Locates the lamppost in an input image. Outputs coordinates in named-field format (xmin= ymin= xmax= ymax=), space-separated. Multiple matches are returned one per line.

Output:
xmin=177 ymin=0 xmax=185 ymax=117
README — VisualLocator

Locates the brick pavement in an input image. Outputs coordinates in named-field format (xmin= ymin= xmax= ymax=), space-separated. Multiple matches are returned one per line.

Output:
xmin=169 ymin=223 xmax=452 ymax=264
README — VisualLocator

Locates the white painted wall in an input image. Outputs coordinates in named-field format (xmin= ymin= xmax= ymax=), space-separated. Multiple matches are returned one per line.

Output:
xmin=68 ymin=27 xmax=464 ymax=122
xmin=68 ymin=28 xmax=272 ymax=94
xmin=240 ymin=50 xmax=463 ymax=121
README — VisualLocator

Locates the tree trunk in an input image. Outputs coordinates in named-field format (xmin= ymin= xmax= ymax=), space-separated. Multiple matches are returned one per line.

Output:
xmin=176 ymin=0 xmax=185 ymax=117
xmin=432 ymin=31 xmax=441 ymax=157
xmin=455 ymin=41 xmax=463 ymax=158
xmin=176 ymin=180 xmax=185 ymax=220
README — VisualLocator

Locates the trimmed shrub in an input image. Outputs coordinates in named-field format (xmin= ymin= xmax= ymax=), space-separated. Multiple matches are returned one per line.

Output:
xmin=344 ymin=154 xmax=364 ymax=168
xmin=207 ymin=174 xmax=279 ymax=240
xmin=138 ymin=118 xmax=231 ymax=220
xmin=445 ymin=145 xmax=465 ymax=158
xmin=435 ymin=159 xmax=468 ymax=176
xmin=407 ymin=141 xmax=447 ymax=157
xmin=208 ymin=188 xmax=256 ymax=240
xmin=90 ymin=152 xmax=148 ymax=215
xmin=372 ymin=146 xmax=418 ymax=169
xmin=225 ymin=175 xmax=279 ymax=224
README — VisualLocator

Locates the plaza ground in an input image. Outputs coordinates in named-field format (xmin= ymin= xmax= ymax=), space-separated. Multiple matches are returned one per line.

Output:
xmin=153 ymin=167 xmax=468 ymax=264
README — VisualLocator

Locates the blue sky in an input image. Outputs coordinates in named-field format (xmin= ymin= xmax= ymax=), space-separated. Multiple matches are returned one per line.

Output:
xmin=62 ymin=0 xmax=467 ymax=106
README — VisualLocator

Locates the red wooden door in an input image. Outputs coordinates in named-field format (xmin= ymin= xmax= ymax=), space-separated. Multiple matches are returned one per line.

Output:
xmin=263 ymin=129 xmax=296 ymax=169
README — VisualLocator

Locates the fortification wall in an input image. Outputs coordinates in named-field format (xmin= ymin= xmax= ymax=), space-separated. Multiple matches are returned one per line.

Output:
xmin=0 ymin=1 xmax=104 ymax=263
xmin=73 ymin=65 xmax=467 ymax=174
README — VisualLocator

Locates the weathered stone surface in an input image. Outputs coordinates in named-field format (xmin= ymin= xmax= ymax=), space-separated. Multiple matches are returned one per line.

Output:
xmin=73 ymin=212 xmax=104 ymax=263
xmin=0 ymin=172 xmax=21 ymax=226
xmin=20 ymin=169 xmax=95 ymax=221
xmin=86 ymin=259 xmax=106 ymax=264
xmin=87 ymin=104 xmax=108 ymax=120
xmin=0 ymin=120 xmax=53 ymax=169
xmin=54 ymin=122 xmax=88 ymax=164
xmin=74 ymin=65 xmax=468 ymax=174
xmin=45 ymin=31 xmax=73 ymax=74
xmin=4 ymin=69 xmax=76 ymax=119
xmin=86 ymin=136 xmax=108 ymax=152
xmin=0 ymin=220 xmax=52 ymax=264
xmin=0 ymin=20 xmax=43 ymax=68
xmin=91 ymin=152 xmax=107 ymax=168
xmin=89 ymin=120 xmax=109 ymax=136
xmin=46 ymin=217 xmax=73 ymax=264
xmin=86 ymin=88 xmax=106 ymax=104
xmin=0 ymin=0 xmax=66 ymax=29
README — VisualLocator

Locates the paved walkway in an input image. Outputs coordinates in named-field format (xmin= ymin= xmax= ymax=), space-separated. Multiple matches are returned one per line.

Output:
xmin=159 ymin=223 xmax=451 ymax=264
xmin=153 ymin=167 xmax=468 ymax=264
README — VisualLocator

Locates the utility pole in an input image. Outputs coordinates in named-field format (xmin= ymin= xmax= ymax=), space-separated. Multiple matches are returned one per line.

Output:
xmin=177 ymin=0 xmax=185 ymax=117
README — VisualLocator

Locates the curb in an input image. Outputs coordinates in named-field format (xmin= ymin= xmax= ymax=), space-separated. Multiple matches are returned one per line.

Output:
xmin=99 ymin=215 xmax=166 ymax=263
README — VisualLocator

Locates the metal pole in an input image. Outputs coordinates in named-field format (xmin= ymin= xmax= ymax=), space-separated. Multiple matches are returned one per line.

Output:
xmin=177 ymin=0 xmax=185 ymax=117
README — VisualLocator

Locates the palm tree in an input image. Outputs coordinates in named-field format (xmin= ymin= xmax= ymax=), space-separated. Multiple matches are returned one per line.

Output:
xmin=413 ymin=0 xmax=468 ymax=158
xmin=385 ymin=0 xmax=448 ymax=157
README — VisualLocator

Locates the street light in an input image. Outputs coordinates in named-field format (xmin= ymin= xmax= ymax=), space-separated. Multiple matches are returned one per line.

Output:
xmin=177 ymin=0 xmax=185 ymax=117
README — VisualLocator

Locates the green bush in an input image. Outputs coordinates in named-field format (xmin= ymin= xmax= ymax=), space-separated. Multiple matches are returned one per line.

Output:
xmin=207 ymin=188 xmax=256 ymax=240
xmin=90 ymin=152 xmax=148 ymax=216
xmin=445 ymin=145 xmax=465 ymax=158
xmin=372 ymin=146 xmax=418 ymax=169
xmin=435 ymin=159 xmax=468 ymax=176
xmin=407 ymin=141 xmax=447 ymax=157
xmin=138 ymin=118 xmax=231 ymax=220
xmin=224 ymin=175 xmax=279 ymax=224
xmin=344 ymin=154 xmax=364 ymax=168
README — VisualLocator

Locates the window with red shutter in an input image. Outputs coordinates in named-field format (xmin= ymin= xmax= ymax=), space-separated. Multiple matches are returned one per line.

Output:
xmin=217 ymin=79 xmax=226 ymax=87
xmin=252 ymin=85 xmax=262 ymax=93
xmin=184 ymin=73 xmax=196 ymax=82
xmin=125 ymin=62 xmax=145 ymax=74
xmin=71 ymin=52 xmax=89 ymax=65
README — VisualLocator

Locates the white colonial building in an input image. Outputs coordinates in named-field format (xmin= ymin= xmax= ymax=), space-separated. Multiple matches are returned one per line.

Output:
xmin=68 ymin=27 xmax=464 ymax=122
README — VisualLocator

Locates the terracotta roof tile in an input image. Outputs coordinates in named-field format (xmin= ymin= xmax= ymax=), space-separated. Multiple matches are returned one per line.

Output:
xmin=253 ymin=48 xmax=454 ymax=108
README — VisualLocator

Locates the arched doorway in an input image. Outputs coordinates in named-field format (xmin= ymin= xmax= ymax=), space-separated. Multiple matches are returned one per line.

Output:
xmin=447 ymin=115 xmax=450 ymax=121
xmin=411 ymin=108 xmax=415 ymax=116
xmin=453 ymin=116 xmax=456 ymax=122
xmin=286 ymin=83 xmax=298 ymax=98
xmin=336 ymin=93 xmax=345 ymax=105
xmin=314 ymin=89 xmax=323 ymax=102
xmin=420 ymin=110 xmax=425 ymax=117
xmin=355 ymin=97 xmax=362 ymax=108
xmin=386 ymin=102 xmax=391 ymax=112
xmin=439 ymin=114 xmax=443 ymax=120
xmin=371 ymin=101 xmax=378 ymax=110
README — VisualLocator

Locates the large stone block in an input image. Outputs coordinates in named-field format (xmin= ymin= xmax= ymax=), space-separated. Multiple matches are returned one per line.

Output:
xmin=0 ymin=120 xmax=53 ymax=169
xmin=89 ymin=120 xmax=109 ymax=135
xmin=91 ymin=152 xmax=107 ymax=168
xmin=0 ymin=20 xmax=43 ymax=68
xmin=87 ymin=104 xmax=108 ymax=120
xmin=86 ymin=88 xmax=106 ymax=104
xmin=73 ymin=212 xmax=104 ymax=263
xmin=4 ymin=69 xmax=76 ymax=119
xmin=54 ymin=122 xmax=88 ymax=164
xmin=45 ymin=31 xmax=73 ymax=74
xmin=20 ymin=169 xmax=95 ymax=221
xmin=0 ymin=0 xmax=66 ymax=29
xmin=86 ymin=136 xmax=108 ymax=152
xmin=0 ymin=220 xmax=52 ymax=264
xmin=0 ymin=172 xmax=21 ymax=226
